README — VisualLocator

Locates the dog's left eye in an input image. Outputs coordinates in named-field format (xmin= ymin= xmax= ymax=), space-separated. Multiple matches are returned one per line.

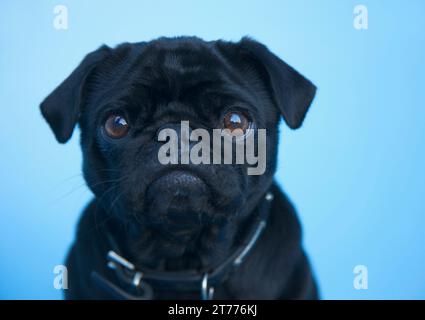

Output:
xmin=104 ymin=114 xmax=130 ymax=139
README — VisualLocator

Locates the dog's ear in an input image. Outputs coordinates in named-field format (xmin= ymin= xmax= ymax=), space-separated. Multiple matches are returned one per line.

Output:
xmin=238 ymin=37 xmax=316 ymax=129
xmin=40 ymin=45 xmax=111 ymax=143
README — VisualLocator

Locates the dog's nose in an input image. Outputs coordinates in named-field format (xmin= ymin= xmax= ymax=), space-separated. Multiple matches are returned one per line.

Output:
xmin=145 ymin=170 xmax=209 ymax=220
xmin=149 ymin=170 xmax=206 ymax=193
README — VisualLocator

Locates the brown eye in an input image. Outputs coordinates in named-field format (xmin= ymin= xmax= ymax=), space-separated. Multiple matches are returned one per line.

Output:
xmin=104 ymin=114 xmax=129 ymax=139
xmin=222 ymin=111 xmax=251 ymax=136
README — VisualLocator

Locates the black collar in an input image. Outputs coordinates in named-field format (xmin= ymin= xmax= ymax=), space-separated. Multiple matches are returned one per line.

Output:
xmin=91 ymin=191 xmax=274 ymax=300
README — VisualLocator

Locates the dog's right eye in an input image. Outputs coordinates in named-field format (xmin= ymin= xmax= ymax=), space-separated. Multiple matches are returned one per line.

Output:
xmin=104 ymin=114 xmax=130 ymax=139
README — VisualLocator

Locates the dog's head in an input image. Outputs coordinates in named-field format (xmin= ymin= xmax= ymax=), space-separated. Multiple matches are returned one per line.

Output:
xmin=41 ymin=36 xmax=315 ymax=239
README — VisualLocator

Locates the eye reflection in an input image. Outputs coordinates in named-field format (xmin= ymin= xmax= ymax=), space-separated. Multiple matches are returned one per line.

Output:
xmin=222 ymin=111 xmax=251 ymax=136
xmin=104 ymin=114 xmax=130 ymax=139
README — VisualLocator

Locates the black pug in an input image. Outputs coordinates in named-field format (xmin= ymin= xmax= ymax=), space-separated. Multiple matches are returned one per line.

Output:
xmin=40 ymin=36 xmax=318 ymax=299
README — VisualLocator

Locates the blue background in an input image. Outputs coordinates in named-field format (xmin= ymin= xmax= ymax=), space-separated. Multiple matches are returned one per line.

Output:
xmin=1 ymin=0 xmax=424 ymax=299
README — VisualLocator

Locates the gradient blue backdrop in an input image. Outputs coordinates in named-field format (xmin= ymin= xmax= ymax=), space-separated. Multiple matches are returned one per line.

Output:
xmin=1 ymin=0 xmax=424 ymax=299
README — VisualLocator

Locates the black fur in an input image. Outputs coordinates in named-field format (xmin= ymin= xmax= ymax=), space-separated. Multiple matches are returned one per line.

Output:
xmin=41 ymin=36 xmax=318 ymax=299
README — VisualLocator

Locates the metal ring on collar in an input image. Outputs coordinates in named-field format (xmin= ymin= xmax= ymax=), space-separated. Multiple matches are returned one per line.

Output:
xmin=201 ymin=273 xmax=214 ymax=300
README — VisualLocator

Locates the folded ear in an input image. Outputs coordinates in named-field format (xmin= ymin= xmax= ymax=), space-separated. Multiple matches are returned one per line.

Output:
xmin=239 ymin=37 xmax=316 ymax=129
xmin=40 ymin=45 xmax=111 ymax=143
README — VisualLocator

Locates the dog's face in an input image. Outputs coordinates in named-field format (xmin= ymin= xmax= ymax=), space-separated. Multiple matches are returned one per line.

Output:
xmin=41 ymin=37 xmax=315 ymax=241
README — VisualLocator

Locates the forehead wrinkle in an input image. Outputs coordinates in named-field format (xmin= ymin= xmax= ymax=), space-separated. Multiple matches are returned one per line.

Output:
xmin=126 ymin=51 xmax=222 ymax=104
xmin=163 ymin=51 xmax=184 ymax=73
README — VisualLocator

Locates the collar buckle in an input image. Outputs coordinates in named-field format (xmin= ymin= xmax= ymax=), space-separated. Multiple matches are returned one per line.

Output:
xmin=106 ymin=250 xmax=153 ymax=299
